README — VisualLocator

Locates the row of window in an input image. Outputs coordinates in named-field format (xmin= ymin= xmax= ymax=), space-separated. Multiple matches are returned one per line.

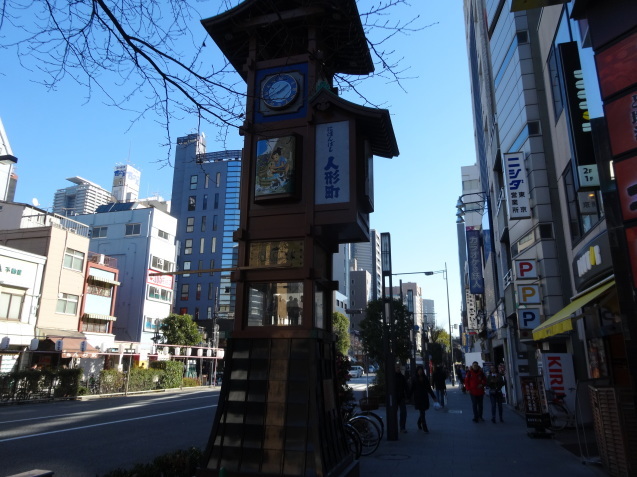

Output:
xmin=91 ymin=224 xmax=171 ymax=240
xmin=183 ymin=237 xmax=217 ymax=255
xmin=185 ymin=215 xmax=219 ymax=233
xmin=182 ymin=259 xmax=215 ymax=277
xmin=190 ymin=172 xmax=222 ymax=190
xmin=187 ymin=193 xmax=220 ymax=211
xmin=178 ymin=281 xmax=221 ymax=301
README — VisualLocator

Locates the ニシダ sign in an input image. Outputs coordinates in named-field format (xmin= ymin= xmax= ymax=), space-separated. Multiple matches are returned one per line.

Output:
xmin=503 ymin=152 xmax=532 ymax=219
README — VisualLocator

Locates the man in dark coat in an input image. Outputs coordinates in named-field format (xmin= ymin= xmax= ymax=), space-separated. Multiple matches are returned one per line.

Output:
xmin=431 ymin=365 xmax=448 ymax=408
xmin=395 ymin=364 xmax=410 ymax=433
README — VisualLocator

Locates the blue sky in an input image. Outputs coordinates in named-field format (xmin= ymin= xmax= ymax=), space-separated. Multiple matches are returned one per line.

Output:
xmin=0 ymin=1 xmax=475 ymax=332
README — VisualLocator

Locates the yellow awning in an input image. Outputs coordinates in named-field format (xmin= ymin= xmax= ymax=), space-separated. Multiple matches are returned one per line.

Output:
xmin=532 ymin=280 xmax=615 ymax=341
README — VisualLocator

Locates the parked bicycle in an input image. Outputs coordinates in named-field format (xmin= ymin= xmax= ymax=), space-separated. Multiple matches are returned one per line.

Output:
xmin=546 ymin=388 xmax=576 ymax=431
xmin=342 ymin=402 xmax=382 ymax=456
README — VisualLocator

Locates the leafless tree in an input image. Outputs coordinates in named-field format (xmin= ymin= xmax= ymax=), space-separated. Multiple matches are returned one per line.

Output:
xmin=0 ymin=0 xmax=433 ymax=159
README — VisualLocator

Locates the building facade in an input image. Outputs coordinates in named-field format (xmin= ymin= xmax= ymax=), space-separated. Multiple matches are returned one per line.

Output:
xmin=460 ymin=1 xmax=635 ymax=462
xmin=170 ymin=133 xmax=242 ymax=343
xmin=0 ymin=244 xmax=46 ymax=372
xmin=76 ymin=202 xmax=177 ymax=346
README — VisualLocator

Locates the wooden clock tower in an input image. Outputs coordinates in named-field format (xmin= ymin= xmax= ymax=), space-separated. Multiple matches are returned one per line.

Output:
xmin=198 ymin=1 xmax=398 ymax=476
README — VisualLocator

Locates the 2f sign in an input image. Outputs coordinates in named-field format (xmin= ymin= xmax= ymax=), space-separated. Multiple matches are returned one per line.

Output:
xmin=519 ymin=309 xmax=541 ymax=329
xmin=515 ymin=259 xmax=537 ymax=279
xmin=517 ymin=284 xmax=541 ymax=305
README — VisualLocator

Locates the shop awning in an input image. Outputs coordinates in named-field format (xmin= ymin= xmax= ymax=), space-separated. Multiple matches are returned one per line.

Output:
xmin=532 ymin=280 xmax=615 ymax=341
xmin=88 ymin=274 xmax=121 ymax=286
xmin=83 ymin=313 xmax=117 ymax=321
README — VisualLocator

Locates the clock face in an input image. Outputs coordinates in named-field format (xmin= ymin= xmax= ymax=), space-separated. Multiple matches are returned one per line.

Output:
xmin=262 ymin=74 xmax=299 ymax=109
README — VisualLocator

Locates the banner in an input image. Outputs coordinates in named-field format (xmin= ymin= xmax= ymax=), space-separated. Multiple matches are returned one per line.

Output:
xmin=466 ymin=228 xmax=484 ymax=294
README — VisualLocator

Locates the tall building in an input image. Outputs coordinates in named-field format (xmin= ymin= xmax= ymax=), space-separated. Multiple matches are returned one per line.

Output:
xmin=0 ymin=117 xmax=18 ymax=202
xmin=351 ymin=229 xmax=382 ymax=300
xmin=170 ymin=133 xmax=241 ymax=342
xmin=112 ymin=164 xmax=141 ymax=203
xmin=53 ymin=176 xmax=115 ymax=216
xmin=460 ymin=2 xmax=633 ymax=454
xmin=76 ymin=202 xmax=177 ymax=345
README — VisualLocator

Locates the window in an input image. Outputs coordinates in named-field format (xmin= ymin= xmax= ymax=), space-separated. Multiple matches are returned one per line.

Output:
xmin=198 ymin=260 xmax=203 ymax=277
xmin=0 ymin=287 xmax=25 ymax=320
xmin=194 ymin=307 xmax=200 ymax=319
xmin=125 ymin=223 xmax=141 ymax=236
xmin=210 ymin=259 xmax=215 ymax=275
xmin=214 ymin=193 xmax=219 ymax=209
xmin=201 ymin=216 xmax=207 ymax=232
xmin=148 ymin=285 xmax=172 ymax=302
xmin=208 ymin=283 xmax=215 ymax=300
xmin=186 ymin=217 xmax=194 ymax=233
xmin=87 ymin=283 xmax=112 ymax=297
xmin=80 ymin=318 xmax=109 ymax=333
xmin=181 ymin=284 xmax=189 ymax=301
xmin=63 ymin=248 xmax=85 ymax=271
xmin=151 ymin=256 xmax=173 ymax=272
xmin=204 ymin=174 xmax=210 ymax=189
xmin=216 ymin=172 xmax=221 ymax=187
xmin=56 ymin=293 xmax=79 ymax=314
xmin=200 ymin=237 xmax=205 ymax=254
xmin=179 ymin=307 xmax=188 ymax=315
xmin=196 ymin=283 xmax=202 ymax=300
xmin=92 ymin=226 xmax=107 ymax=238
xmin=213 ymin=215 xmax=218 ymax=231
xmin=158 ymin=229 xmax=169 ymax=240
xmin=207 ymin=306 xmax=213 ymax=319
xmin=188 ymin=196 xmax=196 ymax=211
xmin=203 ymin=194 xmax=208 ymax=210
xmin=190 ymin=175 xmax=198 ymax=190
xmin=184 ymin=239 xmax=193 ymax=255
xmin=211 ymin=237 xmax=216 ymax=253
xmin=247 ymin=281 xmax=303 ymax=326
xmin=182 ymin=261 xmax=191 ymax=277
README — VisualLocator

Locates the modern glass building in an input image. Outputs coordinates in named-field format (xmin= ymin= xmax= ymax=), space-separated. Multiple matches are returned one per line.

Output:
xmin=170 ymin=133 xmax=241 ymax=342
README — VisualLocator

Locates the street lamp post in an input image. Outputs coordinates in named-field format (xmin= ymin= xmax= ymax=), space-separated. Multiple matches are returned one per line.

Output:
xmin=393 ymin=264 xmax=455 ymax=386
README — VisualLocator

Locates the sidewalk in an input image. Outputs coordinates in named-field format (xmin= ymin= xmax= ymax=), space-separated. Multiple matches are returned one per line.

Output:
xmin=355 ymin=383 xmax=607 ymax=477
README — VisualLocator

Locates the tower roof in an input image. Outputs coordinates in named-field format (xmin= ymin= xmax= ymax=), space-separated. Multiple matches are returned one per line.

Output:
xmin=201 ymin=0 xmax=373 ymax=81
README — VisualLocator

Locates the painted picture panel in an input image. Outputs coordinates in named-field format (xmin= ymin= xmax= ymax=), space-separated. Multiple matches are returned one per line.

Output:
xmin=255 ymin=136 xmax=296 ymax=199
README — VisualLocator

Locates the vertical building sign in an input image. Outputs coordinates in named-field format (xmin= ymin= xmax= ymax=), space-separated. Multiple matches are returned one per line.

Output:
xmin=315 ymin=121 xmax=350 ymax=205
xmin=559 ymin=42 xmax=599 ymax=190
xmin=466 ymin=288 xmax=478 ymax=333
xmin=503 ymin=152 xmax=532 ymax=219
xmin=466 ymin=228 xmax=484 ymax=294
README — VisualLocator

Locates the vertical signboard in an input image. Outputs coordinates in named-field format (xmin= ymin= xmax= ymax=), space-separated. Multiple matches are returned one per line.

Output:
xmin=559 ymin=42 xmax=599 ymax=189
xmin=315 ymin=121 xmax=350 ymax=205
xmin=503 ymin=153 xmax=532 ymax=219
xmin=515 ymin=259 xmax=537 ymax=280
xmin=465 ymin=228 xmax=484 ymax=294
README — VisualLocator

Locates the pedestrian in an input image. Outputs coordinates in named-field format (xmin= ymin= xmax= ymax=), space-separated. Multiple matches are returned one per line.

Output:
xmin=464 ymin=361 xmax=487 ymax=422
xmin=486 ymin=364 xmax=506 ymax=423
xmin=431 ymin=364 xmax=447 ymax=408
xmin=395 ymin=363 xmax=410 ymax=433
xmin=411 ymin=365 xmax=438 ymax=433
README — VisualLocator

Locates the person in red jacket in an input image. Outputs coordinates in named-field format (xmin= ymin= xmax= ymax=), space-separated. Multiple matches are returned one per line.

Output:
xmin=464 ymin=361 xmax=487 ymax=422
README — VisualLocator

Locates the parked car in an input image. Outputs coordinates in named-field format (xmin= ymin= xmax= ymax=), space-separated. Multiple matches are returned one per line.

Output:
xmin=350 ymin=366 xmax=364 ymax=378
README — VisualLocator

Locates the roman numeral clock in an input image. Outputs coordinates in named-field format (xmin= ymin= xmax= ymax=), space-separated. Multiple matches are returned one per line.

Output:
xmin=199 ymin=1 xmax=398 ymax=476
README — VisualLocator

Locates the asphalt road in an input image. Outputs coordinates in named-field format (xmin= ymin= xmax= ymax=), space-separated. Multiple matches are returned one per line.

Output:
xmin=0 ymin=388 xmax=219 ymax=477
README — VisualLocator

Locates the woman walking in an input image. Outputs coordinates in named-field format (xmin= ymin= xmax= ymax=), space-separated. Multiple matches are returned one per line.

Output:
xmin=411 ymin=365 xmax=438 ymax=433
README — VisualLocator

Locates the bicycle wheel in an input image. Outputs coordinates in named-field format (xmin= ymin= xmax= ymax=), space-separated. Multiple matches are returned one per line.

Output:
xmin=344 ymin=423 xmax=362 ymax=459
xmin=349 ymin=415 xmax=381 ymax=456
xmin=359 ymin=411 xmax=384 ymax=440
xmin=548 ymin=402 xmax=569 ymax=431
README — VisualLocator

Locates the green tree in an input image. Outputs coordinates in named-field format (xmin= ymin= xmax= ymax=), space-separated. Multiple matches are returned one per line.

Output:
xmin=160 ymin=314 xmax=204 ymax=354
xmin=332 ymin=312 xmax=351 ymax=356
xmin=359 ymin=299 xmax=412 ymax=370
